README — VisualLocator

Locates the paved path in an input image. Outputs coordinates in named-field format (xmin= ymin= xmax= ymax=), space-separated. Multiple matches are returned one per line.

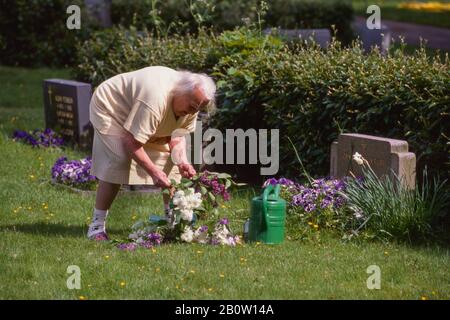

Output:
xmin=354 ymin=16 xmax=450 ymax=51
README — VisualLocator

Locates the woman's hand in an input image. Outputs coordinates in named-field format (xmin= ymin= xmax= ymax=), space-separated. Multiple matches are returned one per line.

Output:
xmin=149 ymin=166 xmax=171 ymax=188
xmin=178 ymin=163 xmax=196 ymax=179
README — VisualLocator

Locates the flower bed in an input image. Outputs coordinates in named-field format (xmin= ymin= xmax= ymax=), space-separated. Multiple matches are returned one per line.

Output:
xmin=12 ymin=128 xmax=64 ymax=148
xmin=51 ymin=156 xmax=97 ymax=191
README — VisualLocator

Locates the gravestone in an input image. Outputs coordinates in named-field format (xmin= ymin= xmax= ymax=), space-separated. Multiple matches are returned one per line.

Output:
xmin=264 ymin=28 xmax=331 ymax=48
xmin=43 ymin=79 xmax=93 ymax=150
xmin=330 ymin=133 xmax=416 ymax=189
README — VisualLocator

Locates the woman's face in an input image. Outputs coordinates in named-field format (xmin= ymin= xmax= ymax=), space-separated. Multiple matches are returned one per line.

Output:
xmin=172 ymin=86 xmax=208 ymax=117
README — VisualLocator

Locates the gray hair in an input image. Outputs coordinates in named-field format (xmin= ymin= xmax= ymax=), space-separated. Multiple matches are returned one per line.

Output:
xmin=172 ymin=70 xmax=217 ymax=114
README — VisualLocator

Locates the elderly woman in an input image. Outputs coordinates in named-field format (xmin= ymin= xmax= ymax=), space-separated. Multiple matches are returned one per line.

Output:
xmin=87 ymin=66 xmax=216 ymax=240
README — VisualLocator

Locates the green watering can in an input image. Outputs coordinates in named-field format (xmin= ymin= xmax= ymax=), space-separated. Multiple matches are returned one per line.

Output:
xmin=248 ymin=184 xmax=286 ymax=244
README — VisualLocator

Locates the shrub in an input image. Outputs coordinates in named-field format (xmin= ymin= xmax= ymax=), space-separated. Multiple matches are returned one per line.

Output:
xmin=110 ymin=0 xmax=354 ymax=42
xmin=212 ymin=39 xmax=450 ymax=185
xmin=0 ymin=0 xmax=92 ymax=67
xmin=74 ymin=27 xmax=450 ymax=188
xmin=72 ymin=27 xmax=220 ymax=87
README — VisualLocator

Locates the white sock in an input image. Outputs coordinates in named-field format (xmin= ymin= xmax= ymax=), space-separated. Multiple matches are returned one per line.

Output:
xmin=87 ymin=208 xmax=109 ymax=238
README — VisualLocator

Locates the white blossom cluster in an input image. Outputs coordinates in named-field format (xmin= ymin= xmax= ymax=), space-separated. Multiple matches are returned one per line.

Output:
xmin=180 ymin=222 xmax=241 ymax=246
xmin=172 ymin=188 xmax=202 ymax=222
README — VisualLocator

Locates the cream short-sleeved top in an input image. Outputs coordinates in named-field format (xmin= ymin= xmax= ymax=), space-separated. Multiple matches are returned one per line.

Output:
xmin=90 ymin=66 xmax=197 ymax=145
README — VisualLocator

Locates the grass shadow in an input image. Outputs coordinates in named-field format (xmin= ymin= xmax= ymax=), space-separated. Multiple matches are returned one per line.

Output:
xmin=0 ymin=222 xmax=126 ymax=238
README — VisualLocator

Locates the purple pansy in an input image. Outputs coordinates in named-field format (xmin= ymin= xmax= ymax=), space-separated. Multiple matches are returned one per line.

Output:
xmin=51 ymin=156 xmax=97 ymax=188
xmin=13 ymin=128 xmax=64 ymax=148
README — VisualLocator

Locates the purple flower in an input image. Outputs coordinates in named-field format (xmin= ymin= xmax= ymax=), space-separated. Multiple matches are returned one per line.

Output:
xmin=199 ymin=225 xmax=209 ymax=233
xmin=263 ymin=177 xmax=296 ymax=188
xmin=290 ymin=177 xmax=347 ymax=213
xmin=12 ymin=128 xmax=64 ymax=148
xmin=219 ymin=218 xmax=229 ymax=225
xmin=51 ymin=156 xmax=97 ymax=188
xmin=140 ymin=240 xmax=154 ymax=249
xmin=198 ymin=171 xmax=231 ymax=201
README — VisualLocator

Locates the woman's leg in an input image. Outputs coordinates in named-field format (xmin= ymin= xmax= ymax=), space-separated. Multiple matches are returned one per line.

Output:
xmin=95 ymin=180 xmax=121 ymax=210
xmin=87 ymin=180 xmax=121 ymax=240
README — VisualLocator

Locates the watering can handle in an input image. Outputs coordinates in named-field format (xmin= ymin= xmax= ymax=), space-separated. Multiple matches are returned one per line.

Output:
xmin=262 ymin=184 xmax=281 ymax=226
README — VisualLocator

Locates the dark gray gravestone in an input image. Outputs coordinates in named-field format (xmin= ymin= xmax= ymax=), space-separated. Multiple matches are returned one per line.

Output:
xmin=43 ymin=79 xmax=93 ymax=150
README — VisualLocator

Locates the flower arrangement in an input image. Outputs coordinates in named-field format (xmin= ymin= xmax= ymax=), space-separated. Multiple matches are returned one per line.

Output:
xmin=12 ymin=128 xmax=64 ymax=148
xmin=51 ymin=156 xmax=97 ymax=190
xmin=116 ymin=172 xmax=241 ymax=250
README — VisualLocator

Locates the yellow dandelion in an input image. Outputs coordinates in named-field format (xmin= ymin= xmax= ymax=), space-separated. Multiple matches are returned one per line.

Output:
xmin=219 ymin=273 xmax=225 ymax=278
xmin=155 ymin=268 xmax=160 ymax=272
xmin=131 ymin=215 xmax=137 ymax=220
xmin=13 ymin=209 xmax=18 ymax=214
xmin=420 ymin=296 xmax=427 ymax=300
xmin=176 ymin=284 xmax=180 ymax=289
xmin=120 ymin=281 xmax=126 ymax=287
xmin=313 ymin=224 xmax=319 ymax=229
xmin=197 ymin=250 xmax=203 ymax=254
xmin=27 ymin=207 xmax=32 ymax=210
xmin=384 ymin=251 xmax=389 ymax=256
xmin=208 ymin=288 xmax=213 ymax=292
xmin=190 ymin=269 xmax=195 ymax=274
xmin=308 ymin=222 xmax=313 ymax=226
xmin=79 ymin=296 xmax=87 ymax=300
xmin=432 ymin=291 xmax=437 ymax=296
xmin=29 ymin=175 xmax=35 ymax=180
xmin=104 ymin=255 xmax=110 ymax=259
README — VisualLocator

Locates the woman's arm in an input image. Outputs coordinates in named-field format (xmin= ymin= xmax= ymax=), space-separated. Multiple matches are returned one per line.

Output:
xmin=123 ymin=131 xmax=171 ymax=188
xmin=169 ymin=135 xmax=196 ymax=178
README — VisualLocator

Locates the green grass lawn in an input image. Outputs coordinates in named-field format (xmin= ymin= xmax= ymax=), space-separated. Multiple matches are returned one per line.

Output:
xmin=352 ymin=0 xmax=450 ymax=29
xmin=0 ymin=65 xmax=449 ymax=300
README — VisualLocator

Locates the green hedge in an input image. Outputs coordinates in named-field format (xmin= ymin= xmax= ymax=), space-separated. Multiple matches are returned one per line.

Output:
xmin=111 ymin=0 xmax=354 ymax=42
xmin=72 ymin=27 xmax=219 ymax=86
xmin=73 ymin=28 xmax=450 ymax=184
xmin=0 ymin=0 xmax=92 ymax=67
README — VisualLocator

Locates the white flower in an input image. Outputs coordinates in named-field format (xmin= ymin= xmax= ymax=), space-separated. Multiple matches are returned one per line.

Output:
xmin=352 ymin=152 xmax=364 ymax=165
xmin=174 ymin=190 xmax=185 ymax=197
xmin=212 ymin=223 xmax=231 ymax=245
xmin=180 ymin=209 xmax=193 ymax=222
xmin=194 ymin=227 xmax=209 ymax=244
xmin=180 ymin=226 xmax=194 ymax=243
